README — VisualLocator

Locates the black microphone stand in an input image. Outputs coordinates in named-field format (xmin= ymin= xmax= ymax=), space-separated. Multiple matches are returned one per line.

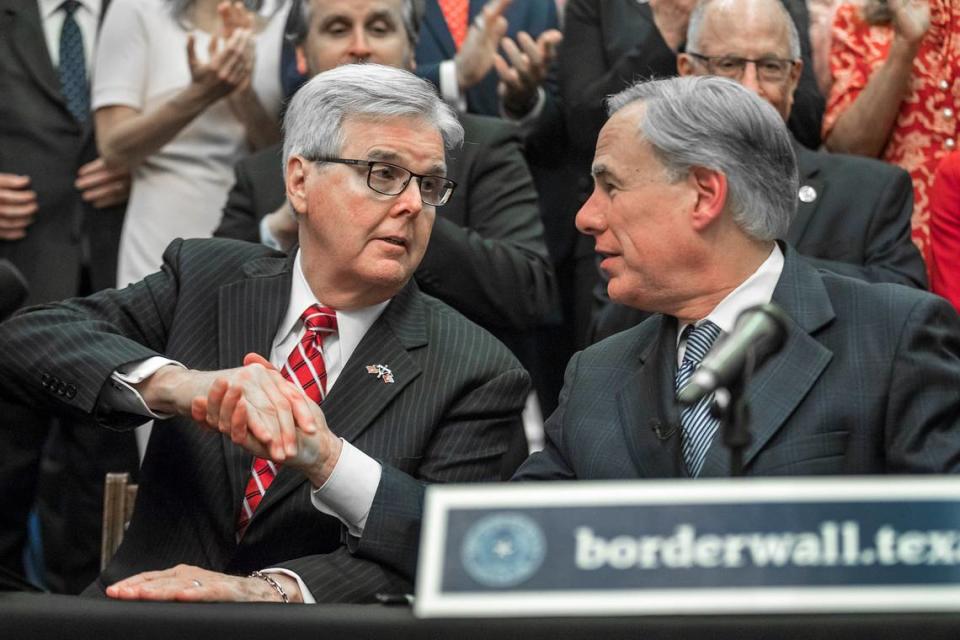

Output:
xmin=709 ymin=349 xmax=757 ymax=477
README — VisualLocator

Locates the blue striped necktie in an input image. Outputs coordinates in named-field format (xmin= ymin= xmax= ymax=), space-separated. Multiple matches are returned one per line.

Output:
xmin=58 ymin=0 xmax=90 ymax=124
xmin=676 ymin=320 xmax=722 ymax=476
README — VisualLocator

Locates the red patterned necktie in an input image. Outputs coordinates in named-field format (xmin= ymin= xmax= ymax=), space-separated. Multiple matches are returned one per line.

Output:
xmin=235 ymin=304 xmax=337 ymax=539
xmin=438 ymin=0 xmax=469 ymax=50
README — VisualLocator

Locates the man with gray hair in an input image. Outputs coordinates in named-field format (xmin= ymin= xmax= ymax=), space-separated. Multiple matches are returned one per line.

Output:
xmin=219 ymin=74 xmax=960 ymax=586
xmin=0 ymin=63 xmax=530 ymax=602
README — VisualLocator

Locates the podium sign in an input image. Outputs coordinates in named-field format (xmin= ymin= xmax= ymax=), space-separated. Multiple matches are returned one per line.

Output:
xmin=414 ymin=477 xmax=960 ymax=618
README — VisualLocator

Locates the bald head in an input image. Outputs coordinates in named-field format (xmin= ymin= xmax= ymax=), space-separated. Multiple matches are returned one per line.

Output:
xmin=680 ymin=0 xmax=803 ymax=121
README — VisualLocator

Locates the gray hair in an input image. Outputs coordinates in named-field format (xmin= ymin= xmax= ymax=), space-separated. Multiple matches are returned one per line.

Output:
xmin=607 ymin=76 xmax=797 ymax=241
xmin=282 ymin=63 xmax=463 ymax=173
xmin=687 ymin=0 xmax=802 ymax=60
xmin=287 ymin=0 xmax=422 ymax=49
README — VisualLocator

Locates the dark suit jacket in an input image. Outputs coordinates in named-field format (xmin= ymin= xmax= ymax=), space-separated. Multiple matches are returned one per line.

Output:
xmin=0 ymin=0 xmax=124 ymax=304
xmin=559 ymin=0 xmax=825 ymax=167
xmin=214 ymin=113 xmax=558 ymax=336
xmin=347 ymin=244 xmax=960 ymax=582
xmin=0 ymin=238 xmax=530 ymax=601
xmin=591 ymin=146 xmax=928 ymax=341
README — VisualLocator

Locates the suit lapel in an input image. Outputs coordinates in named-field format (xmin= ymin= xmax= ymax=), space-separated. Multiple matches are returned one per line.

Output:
xmin=698 ymin=246 xmax=835 ymax=476
xmin=616 ymin=316 xmax=687 ymax=478
xmin=253 ymin=281 xmax=426 ymax=521
xmin=422 ymin=0 xmax=457 ymax=59
xmin=786 ymin=145 xmax=824 ymax=247
xmin=217 ymin=253 xmax=293 ymax=510
xmin=2 ymin=0 xmax=69 ymax=115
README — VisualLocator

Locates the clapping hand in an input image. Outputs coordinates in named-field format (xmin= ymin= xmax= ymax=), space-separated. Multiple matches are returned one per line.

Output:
xmin=185 ymin=5 xmax=254 ymax=102
xmin=455 ymin=0 xmax=511 ymax=90
xmin=891 ymin=0 xmax=931 ymax=46
xmin=495 ymin=29 xmax=562 ymax=117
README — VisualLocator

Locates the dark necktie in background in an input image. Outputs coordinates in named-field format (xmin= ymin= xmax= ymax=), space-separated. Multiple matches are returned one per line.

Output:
xmin=58 ymin=0 xmax=90 ymax=124
xmin=675 ymin=320 xmax=722 ymax=477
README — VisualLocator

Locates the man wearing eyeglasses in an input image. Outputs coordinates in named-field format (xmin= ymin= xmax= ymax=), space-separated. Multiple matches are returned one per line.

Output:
xmin=0 ymin=63 xmax=530 ymax=603
xmin=677 ymin=0 xmax=925 ymax=289
xmin=592 ymin=0 xmax=927 ymax=342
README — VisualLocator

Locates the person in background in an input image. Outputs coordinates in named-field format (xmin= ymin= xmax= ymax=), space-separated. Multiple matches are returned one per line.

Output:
xmin=0 ymin=0 xmax=137 ymax=593
xmin=93 ymin=0 xmax=289 ymax=291
xmin=823 ymin=0 xmax=958 ymax=268
xmin=929 ymin=151 xmax=960 ymax=311
xmin=589 ymin=0 xmax=925 ymax=342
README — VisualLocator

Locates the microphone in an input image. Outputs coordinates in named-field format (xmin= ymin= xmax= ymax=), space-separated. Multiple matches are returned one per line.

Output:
xmin=677 ymin=303 xmax=789 ymax=406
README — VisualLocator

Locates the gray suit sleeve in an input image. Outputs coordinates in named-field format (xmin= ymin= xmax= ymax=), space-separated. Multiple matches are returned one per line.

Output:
xmin=340 ymin=365 xmax=530 ymax=583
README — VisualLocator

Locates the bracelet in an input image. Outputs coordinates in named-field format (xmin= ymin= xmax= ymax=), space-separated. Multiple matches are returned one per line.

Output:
xmin=249 ymin=570 xmax=289 ymax=603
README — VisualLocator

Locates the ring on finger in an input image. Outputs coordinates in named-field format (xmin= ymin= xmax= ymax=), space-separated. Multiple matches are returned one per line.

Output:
xmin=192 ymin=579 xmax=202 ymax=588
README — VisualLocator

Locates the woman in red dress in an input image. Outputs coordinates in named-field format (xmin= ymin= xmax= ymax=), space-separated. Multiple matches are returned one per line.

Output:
xmin=824 ymin=0 xmax=959 ymax=270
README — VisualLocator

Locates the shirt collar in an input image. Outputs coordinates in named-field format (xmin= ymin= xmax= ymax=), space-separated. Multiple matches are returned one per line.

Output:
xmin=39 ymin=0 xmax=101 ymax=19
xmin=678 ymin=243 xmax=784 ymax=344
xmin=275 ymin=250 xmax=390 ymax=354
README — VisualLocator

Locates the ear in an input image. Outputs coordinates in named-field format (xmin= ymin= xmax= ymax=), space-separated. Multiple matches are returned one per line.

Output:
xmin=676 ymin=53 xmax=696 ymax=77
xmin=785 ymin=57 xmax=803 ymax=118
xmin=687 ymin=166 xmax=727 ymax=232
xmin=295 ymin=45 xmax=309 ymax=76
xmin=286 ymin=155 xmax=309 ymax=215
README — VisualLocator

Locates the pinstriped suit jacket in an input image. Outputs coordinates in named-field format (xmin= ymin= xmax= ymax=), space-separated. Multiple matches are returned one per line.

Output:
xmin=0 ymin=237 xmax=530 ymax=601
xmin=349 ymin=244 xmax=960 ymax=584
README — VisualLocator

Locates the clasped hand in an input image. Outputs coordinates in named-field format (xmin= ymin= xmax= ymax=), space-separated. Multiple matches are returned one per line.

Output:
xmin=188 ymin=353 xmax=342 ymax=485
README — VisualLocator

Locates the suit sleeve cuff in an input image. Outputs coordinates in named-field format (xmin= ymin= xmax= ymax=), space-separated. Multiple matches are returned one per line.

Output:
xmin=310 ymin=439 xmax=382 ymax=536
xmin=108 ymin=357 xmax=186 ymax=419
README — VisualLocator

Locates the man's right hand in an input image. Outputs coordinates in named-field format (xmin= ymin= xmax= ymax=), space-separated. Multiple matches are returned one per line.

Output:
xmin=891 ymin=0 xmax=931 ymax=47
xmin=186 ymin=26 xmax=255 ymax=102
xmin=0 ymin=173 xmax=38 ymax=240
xmin=455 ymin=0 xmax=511 ymax=90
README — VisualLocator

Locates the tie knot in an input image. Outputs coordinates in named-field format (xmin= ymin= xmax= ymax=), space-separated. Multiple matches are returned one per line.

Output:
xmin=681 ymin=320 xmax=721 ymax=366
xmin=301 ymin=304 xmax=338 ymax=335
xmin=61 ymin=0 xmax=80 ymax=15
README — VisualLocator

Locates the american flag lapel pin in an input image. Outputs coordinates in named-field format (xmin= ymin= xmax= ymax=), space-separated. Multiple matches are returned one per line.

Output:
xmin=365 ymin=364 xmax=395 ymax=384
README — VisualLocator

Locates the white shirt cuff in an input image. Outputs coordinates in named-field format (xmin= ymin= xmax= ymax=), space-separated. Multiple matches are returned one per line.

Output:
xmin=261 ymin=568 xmax=315 ymax=604
xmin=259 ymin=214 xmax=282 ymax=251
xmin=310 ymin=439 xmax=382 ymax=537
xmin=440 ymin=60 xmax=468 ymax=112
xmin=108 ymin=357 xmax=186 ymax=419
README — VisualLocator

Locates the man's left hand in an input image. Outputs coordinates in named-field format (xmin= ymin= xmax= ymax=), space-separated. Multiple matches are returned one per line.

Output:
xmin=75 ymin=158 xmax=131 ymax=209
xmin=106 ymin=564 xmax=303 ymax=602
xmin=495 ymin=29 xmax=562 ymax=117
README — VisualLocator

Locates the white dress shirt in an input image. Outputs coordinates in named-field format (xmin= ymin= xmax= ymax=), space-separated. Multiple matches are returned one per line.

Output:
xmin=38 ymin=0 xmax=100 ymax=69
xmin=676 ymin=244 xmax=785 ymax=364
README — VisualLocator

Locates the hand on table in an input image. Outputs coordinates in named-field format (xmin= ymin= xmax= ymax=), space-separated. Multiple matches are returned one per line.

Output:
xmin=106 ymin=564 xmax=302 ymax=603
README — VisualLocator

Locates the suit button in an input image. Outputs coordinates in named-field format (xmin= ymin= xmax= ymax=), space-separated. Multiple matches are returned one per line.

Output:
xmin=56 ymin=382 xmax=66 ymax=395
xmin=41 ymin=373 xmax=51 ymax=387
xmin=66 ymin=385 xmax=77 ymax=399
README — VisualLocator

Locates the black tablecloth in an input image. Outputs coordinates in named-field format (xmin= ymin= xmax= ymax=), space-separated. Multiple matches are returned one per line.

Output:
xmin=2 ymin=592 xmax=960 ymax=640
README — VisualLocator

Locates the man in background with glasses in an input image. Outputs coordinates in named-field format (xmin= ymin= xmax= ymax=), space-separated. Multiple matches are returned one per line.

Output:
xmin=0 ymin=63 xmax=530 ymax=603
xmin=592 ymin=0 xmax=927 ymax=341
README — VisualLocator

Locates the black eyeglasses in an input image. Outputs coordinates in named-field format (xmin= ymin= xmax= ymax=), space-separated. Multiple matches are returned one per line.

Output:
xmin=687 ymin=52 xmax=797 ymax=83
xmin=310 ymin=157 xmax=457 ymax=207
